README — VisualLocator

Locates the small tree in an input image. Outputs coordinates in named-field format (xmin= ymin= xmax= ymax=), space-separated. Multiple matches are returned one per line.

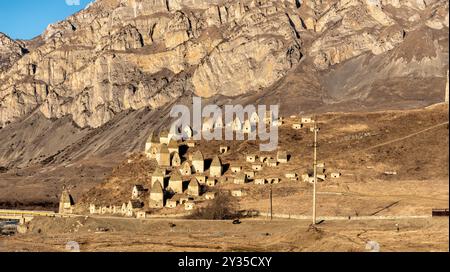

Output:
xmin=189 ymin=190 xmax=238 ymax=220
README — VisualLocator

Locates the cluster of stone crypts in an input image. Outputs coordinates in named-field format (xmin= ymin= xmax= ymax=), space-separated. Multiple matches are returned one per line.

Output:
xmin=86 ymin=114 xmax=345 ymax=218
xmin=89 ymin=200 xmax=144 ymax=217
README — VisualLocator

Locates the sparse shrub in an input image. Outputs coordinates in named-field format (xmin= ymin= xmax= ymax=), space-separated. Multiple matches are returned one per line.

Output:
xmin=188 ymin=190 xmax=238 ymax=220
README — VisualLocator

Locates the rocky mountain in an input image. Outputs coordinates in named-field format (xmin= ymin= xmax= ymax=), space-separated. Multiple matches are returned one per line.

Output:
xmin=0 ymin=33 xmax=27 ymax=73
xmin=0 ymin=0 xmax=448 ymax=129
xmin=0 ymin=0 xmax=448 ymax=202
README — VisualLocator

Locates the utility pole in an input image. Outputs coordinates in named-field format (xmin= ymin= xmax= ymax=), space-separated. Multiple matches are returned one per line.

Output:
xmin=269 ymin=185 xmax=273 ymax=221
xmin=312 ymin=118 xmax=318 ymax=225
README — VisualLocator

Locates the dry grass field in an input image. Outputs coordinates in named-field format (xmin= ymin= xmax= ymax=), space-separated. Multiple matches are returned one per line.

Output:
xmin=1 ymin=216 xmax=447 ymax=252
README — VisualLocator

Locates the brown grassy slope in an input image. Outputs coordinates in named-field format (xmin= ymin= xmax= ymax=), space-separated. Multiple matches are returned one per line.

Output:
xmin=76 ymin=104 xmax=449 ymax=215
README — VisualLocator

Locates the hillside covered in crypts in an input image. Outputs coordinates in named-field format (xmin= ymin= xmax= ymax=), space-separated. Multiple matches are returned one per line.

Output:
xmin=0 ymin=0 xmax=448 ymax=209
xmin=76 ymin=104 xmax=449 ymax=217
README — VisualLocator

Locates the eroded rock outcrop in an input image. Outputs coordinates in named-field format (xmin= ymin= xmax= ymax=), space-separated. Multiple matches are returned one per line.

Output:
xmin=0 ymin=33 xmax=26 ymax=73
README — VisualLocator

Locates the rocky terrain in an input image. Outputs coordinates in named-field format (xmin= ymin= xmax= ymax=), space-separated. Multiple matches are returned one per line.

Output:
xmin=1 ymin=0 xmax=448 ymax=128
xmin=0 ymin=0 xmax=448 ymax=207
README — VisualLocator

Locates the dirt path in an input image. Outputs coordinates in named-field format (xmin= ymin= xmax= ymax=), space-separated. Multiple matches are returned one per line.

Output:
xmin=363 ymin=121 xmax=449 ymax=152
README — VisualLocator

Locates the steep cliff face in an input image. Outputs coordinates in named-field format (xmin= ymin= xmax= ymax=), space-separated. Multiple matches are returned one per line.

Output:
xmin=0 ymin=33 xmax=26 ymax=73
xmin=0 ymin=0 xmax=448 ymax=131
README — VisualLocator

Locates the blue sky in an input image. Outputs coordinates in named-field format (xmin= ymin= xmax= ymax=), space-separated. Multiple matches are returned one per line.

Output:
xmin=0 ymin=0 xmax=94 ymax=40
